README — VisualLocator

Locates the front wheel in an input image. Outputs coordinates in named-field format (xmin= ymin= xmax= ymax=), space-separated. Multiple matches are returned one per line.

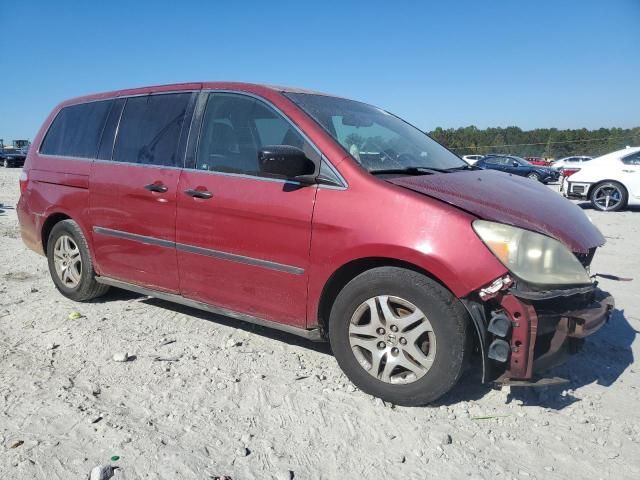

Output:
xmin=3 ymin=159 xmax=10 ymax=168
xmin=527 ymin=172 xmax=540 ymax=181
xmin=590 ymin=181 xmax=627 ymax=212
xmin=47 ymin=219 xmax=110 ymax=301
xmin=328 ymin=267 xmax=469 ymax=406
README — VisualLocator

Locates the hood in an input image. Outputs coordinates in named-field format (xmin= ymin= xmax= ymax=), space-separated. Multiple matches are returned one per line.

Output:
xmin=388 ymin=170 xmax=604 ymax=253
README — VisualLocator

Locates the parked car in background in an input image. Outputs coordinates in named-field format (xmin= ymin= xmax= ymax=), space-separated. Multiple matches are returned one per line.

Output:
xmin=17 ymin=82 xmax=612 ymax=405
xmin=1 ymin=148 xmax=27 ymax=168
xmin=476 ymin=154 xmax=560 ymax=183
xmin=524 ymin=156 xmax=553 ymax=167
xmin=553 ymin=155 xmax=593 ymax=173
xmin=462 ymin=154 xmax=483 ymax=165
xmin=563 ymin=147 xmax=640 ymax=211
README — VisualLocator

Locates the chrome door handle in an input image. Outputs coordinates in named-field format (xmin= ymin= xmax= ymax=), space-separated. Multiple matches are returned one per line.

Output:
xmin=144 ymin=183 xmax=168 ymax=193
xmin=184 ymin=188 xmax=213 ymax=199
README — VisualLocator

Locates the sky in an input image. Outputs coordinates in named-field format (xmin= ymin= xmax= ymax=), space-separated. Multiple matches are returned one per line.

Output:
xmin=1 ymin=0 xmax=639 ymax=142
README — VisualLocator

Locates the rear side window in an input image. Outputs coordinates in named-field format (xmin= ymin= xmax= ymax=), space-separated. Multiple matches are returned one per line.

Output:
xmin=622 ymin=151 xmax=640 ymax=166
xmin=113 ymin=93 xmax=191 ymax=167
xmin=40 ymin=100 xmax=112 ymax=158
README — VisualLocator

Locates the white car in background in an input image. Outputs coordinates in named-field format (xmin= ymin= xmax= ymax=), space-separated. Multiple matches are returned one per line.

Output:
xmin=553 ymin=155 xmax=593 ymax=171
xmin=462 ymin=154 xmax=483 ymax=165
xmin=563 ymin=146 xmax=640 ymax=211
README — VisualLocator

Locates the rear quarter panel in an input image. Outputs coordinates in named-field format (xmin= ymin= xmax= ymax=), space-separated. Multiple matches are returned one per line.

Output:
xmin=18 ymin=97 xmax=94 ymax=258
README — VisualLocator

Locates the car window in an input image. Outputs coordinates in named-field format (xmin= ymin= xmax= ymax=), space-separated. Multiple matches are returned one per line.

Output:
xmin=285 ymin=92 xmax=466 ymax=172
xmin=112 ymin=93 xmax=191 ymax=167
xmin=622 ymin=151 xmax=640 ymax=166
xmin=484 ymin=157 xmax=500 ymax=165
xmin=195 ymin=93 xmax=320 ymax=177
xmin=97 ymin=98 xmax=125 ymax=160
xmin=40 ymin=100 xmax=112 ymax=158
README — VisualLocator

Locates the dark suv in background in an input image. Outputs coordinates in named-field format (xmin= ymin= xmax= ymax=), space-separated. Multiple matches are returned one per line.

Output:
xmin=476 ymin=155 xmax=560 ymax=183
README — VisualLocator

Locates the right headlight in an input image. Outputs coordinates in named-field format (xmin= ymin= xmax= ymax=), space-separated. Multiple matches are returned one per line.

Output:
xmin=473 ymin=220 xmax=591 ymax=286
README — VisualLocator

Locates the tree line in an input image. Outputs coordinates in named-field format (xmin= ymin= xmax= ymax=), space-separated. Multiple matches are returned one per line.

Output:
xmin=428 ymin=126 xmax=640 ymax=159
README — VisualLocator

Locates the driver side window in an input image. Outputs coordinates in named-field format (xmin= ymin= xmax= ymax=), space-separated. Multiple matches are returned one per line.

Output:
xmin=195 ymin=93 xmax=319 ymax=177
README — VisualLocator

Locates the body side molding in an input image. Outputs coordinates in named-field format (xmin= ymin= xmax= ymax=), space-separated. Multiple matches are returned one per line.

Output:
xmin=93 ymin=226 xmax=305 ymax=275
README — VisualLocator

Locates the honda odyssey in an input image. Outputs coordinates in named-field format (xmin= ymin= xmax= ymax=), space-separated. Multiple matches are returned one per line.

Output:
xmin=17 ymin=82 xmax=613 ymax=405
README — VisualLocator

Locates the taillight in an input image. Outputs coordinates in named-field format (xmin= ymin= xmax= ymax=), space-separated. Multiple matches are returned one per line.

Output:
xmin=563 ymin=168 xmax=580 ymax=177
xmin=19 ymin=169 xmax=28 ymax=193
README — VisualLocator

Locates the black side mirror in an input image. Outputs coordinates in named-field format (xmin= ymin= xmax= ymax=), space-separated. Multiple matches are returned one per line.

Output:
xmin=512 ymin=161 xmax=519 ymax=167
xmin=258 ymin=145 xmax=318 ymax=184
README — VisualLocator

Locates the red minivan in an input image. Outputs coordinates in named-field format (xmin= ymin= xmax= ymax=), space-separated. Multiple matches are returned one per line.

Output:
xmin=17 ymin=82 xmax=613 ymax=405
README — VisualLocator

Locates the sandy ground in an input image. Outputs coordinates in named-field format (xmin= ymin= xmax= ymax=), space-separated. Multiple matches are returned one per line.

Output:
xmin=1 ymin=167 xmax=639 ymax=479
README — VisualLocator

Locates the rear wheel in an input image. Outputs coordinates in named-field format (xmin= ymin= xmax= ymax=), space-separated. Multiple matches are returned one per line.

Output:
xmin=328 ymin=267 xmax=469 ymax=406
xmin=3 ymin=159 xmax=10 ymax=168
xmin=47 ymin=220 xmax=110 ymax=301
xmin=590 ymin=181 xmax=627 ymax=212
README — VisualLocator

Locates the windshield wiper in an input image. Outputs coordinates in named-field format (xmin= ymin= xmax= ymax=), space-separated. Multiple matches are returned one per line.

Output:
xmin=369 ymin=166 xmax=446 ymax=175
xmin=445 ymin=164 xmax=480 ymax=171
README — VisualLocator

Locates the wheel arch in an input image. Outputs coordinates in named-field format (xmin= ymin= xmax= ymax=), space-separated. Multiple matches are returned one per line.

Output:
xmin=317 ymin=257 xmax=460 ymax=334
xmin=41 ymin=212 xmax=72 ymax=253
xmin=587 ymin=179 xmax=629 ymax=200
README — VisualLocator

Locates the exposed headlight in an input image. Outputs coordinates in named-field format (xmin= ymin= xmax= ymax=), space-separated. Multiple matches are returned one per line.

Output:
xmin=473 ymin=220 xmax=590 ymax=286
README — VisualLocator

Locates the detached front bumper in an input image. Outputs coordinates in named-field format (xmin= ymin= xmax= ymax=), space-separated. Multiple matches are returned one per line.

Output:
xmin=499 ymin=286 xmax=614 ymax=381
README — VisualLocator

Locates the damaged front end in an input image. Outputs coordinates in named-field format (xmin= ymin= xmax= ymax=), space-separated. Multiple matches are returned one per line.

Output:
xmin=462 ymin=273 xmax=614 ymax=386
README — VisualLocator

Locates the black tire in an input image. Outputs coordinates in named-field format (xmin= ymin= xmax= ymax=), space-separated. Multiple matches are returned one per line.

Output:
xmin=2 ymin=159 xmax=10 ymax=168
xmin=527 ymin=172 xmax=540 ymax=182
xmin=328 ymin=267 xmax=469 ymax=406
xmin=46 ymin=219 xmax=110 ymax=301
xmin=589 ymin=181 xmax=628 ymax=212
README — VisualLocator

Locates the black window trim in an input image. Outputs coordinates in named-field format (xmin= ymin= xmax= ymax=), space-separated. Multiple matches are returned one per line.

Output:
xmin=36 ymin=89 xmax=348 ymax=188
xmin=185 ymin=89 xmax=347 ymax=189
xmin=95 ymin=90 xmax=198 ymax=169
xmin=39 ymin=90 xmax=200 ymax=165
xmin=38 ymin=98 xmax=114 ymax=160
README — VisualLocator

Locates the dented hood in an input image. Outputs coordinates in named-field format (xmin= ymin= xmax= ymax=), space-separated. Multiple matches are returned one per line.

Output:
xmin=388 ymin=170 xmax=604 ymax=253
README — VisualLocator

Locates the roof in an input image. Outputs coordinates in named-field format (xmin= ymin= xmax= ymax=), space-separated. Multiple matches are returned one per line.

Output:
xmin=58 ymin=82 xmax=338 ymax=108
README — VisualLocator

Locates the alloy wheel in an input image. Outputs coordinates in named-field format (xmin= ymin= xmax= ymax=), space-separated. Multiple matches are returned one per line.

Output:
xmin=593 ymin=183 xmax=623 ymax=211
xmin=53 ymin=235 xmax=82 ymax=288
xmin=348 ymin=295 xmax=436 ymax=384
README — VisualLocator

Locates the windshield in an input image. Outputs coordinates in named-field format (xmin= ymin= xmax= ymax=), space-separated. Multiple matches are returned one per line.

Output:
xmin=284 ymin=93 xmax=466 ymax=172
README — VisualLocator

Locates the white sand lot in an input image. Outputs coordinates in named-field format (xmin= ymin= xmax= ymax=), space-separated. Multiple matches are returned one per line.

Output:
xmin=1 ymin=168 xmax=639 ymax=479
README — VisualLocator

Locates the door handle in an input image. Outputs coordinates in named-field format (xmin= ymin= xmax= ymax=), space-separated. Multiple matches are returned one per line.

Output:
xmin=144 ymin=183 xmax=168 ymax=193
xmin=184 ymin=188 xmax=213 ymax=199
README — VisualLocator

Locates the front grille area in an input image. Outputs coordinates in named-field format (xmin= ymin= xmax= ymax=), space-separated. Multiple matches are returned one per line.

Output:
xmin=574 ymin=247 xmax=596 ymax=268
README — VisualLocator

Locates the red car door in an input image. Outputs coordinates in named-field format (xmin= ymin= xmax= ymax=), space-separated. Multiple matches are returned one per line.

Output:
xmin=90 ymin=92 xmax=195 ymax=292
xmin=176 ymin=92 xmax=320 ymax=327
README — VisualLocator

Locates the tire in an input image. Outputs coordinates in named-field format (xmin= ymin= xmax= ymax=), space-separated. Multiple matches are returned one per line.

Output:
xmin=328 ymin=267 xmax=469 ymax=406
xmin=46 ymin=219 xmax=110 ymax=301
xmin=2 ymin=159 xmax=9 ymax=168
xmin=589 ymin=181 xmax=628 ymax=212
xmin=527 ymin=172 xmax=540 ymax=181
